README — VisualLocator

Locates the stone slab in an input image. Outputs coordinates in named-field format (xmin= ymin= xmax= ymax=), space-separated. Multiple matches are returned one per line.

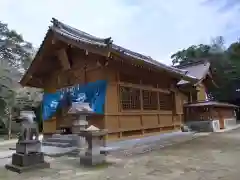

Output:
xmin=42 ymin=141 xmax=72 ymax=148
xmin=5 ymin=161 xmax=50 ymax=173
xmin=41 ymin=146 xmax=77 ymax=157
xmin=43 ymin=134 xmax=83 ymax=147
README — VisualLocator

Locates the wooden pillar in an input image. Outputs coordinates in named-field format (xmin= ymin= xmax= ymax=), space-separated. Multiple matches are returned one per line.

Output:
xmin=189 ymin=91 xmax=192 ymax=103
xmin=116 ymin=71 xmax=122 ymax=138
xmin=139 ymin=80 xmax=144 ymax=135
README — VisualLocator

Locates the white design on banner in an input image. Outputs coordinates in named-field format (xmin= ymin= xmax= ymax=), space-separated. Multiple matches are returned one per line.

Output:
xmin=76 ymin=93 xmax=87 ymax=102
xmin=50 ymin=100 xmax=59 ymax=108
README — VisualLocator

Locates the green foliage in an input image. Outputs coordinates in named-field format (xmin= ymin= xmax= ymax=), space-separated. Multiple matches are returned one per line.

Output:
xmin=0 ymin=21 xmax=41 ymax=132
xmin=171 ymin=44 xmax=211 ymax=65
xmin=171 ymin=36 xmax=240 ymax=102
xmin=0 ymin=61 xmax=20 ymax=128
xmin=0 ymin=21 xmax=34 ymax=70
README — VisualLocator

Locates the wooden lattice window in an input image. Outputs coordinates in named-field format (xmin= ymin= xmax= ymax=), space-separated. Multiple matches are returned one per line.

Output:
xmin=120 ymin=86 xmax=141 ymax=110
xmin=159 ymin=92 xmax=173 ymax=111
xmin=142 ymin=90 xmax=158 ymax=110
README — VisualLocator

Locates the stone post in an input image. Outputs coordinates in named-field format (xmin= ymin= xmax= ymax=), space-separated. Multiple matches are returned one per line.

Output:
xmin=79 ymin=129 xmax=107 ymax=166
xmin=72 ymin=115 xmax=88 ymax=149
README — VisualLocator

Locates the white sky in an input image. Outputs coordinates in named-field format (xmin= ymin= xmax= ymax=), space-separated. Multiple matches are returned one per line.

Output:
xmin=1 ymin=0 xmax=239 ymax=64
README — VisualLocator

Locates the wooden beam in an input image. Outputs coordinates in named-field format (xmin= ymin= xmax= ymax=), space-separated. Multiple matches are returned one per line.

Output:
xmin=118 ymin=82 xmax=170 ymax=94
xmin=107 ymin=60 xmax=173 ymax=89
xmin=41 ymin=64 xmax=95 ymax=89
xmin=56 ymin=48 xmax=71 ymax=70
xmin=43 ymin=71 xmax=59 ymax=89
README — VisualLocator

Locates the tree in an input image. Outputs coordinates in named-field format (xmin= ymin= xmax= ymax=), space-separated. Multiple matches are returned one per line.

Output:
xmin=0 ymin=61 xmax=21 ymax=138
xmin=227 ymin=40 xmax=240 ymax=61
xmin=0 ymin=21 xmax=40 ymax=138
xmin=0 ymin=21 xmax=34 ymax=70
xmin=171 ymin=44 xmax=211 ymax=66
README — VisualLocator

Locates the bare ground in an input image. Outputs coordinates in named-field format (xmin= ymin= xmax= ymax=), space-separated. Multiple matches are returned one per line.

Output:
xmin=1 ymin=129 xmax=240 ymax=180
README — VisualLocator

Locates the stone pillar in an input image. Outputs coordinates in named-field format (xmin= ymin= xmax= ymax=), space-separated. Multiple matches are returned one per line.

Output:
xmin=79 ymin=130 xmax=107 ymax=166
xmin=72 ymin=115 xmax=88 ymax=149
xmin=211 ymin=120 xmax=220 ymax=132
xmin=72 ymin=115 xmax=88 ymax=133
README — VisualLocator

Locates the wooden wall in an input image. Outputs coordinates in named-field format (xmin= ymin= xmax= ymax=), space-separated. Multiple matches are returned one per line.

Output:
xmin=211 ymin=107 xmax=235 ymax=119
xmin=104 ymin=68 xmax=183 ymax=141
xmin=196 ymin=83 xmax=207 ymax=101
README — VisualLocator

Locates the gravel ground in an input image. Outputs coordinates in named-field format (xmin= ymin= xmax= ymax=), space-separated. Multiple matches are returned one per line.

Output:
xmin=1 ymin=129 xmax=240 ymax=180
xmin=0 ymin=143 xmax=15 ymax=151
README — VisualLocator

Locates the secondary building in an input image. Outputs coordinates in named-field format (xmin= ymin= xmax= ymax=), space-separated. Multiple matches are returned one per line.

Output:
xmin=176 ymin=61 xmax=238 ymax=131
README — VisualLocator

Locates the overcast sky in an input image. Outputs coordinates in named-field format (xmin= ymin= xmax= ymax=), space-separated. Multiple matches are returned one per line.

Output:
xmin=1 ymin=0 xmax=240 ymax=64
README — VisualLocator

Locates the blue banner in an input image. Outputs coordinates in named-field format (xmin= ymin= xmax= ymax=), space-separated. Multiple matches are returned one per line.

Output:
xmin=42 ymin=80 xmax=107 ymax=121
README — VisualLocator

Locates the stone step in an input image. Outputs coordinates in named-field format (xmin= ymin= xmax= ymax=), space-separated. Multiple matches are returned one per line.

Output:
xmin=43 ymin=137 xmax=77 ymax=144
xmin=42 ymin=141 xmax=73 ymax=148
xmin=52 ymin=134 xmax=79 ymax=139
xmin=42 ymin=134 xmax=88 ymax=148
xmin=41 ymin=146 xmax=77 ymax=157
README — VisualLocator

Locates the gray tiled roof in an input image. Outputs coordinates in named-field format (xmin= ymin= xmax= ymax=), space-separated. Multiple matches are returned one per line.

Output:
xmin=177 ymin=61 xmax=210 ymax=85
xmin=51 ymin=18 xmax=112 ymax=47
xmin=49 ymin=18 xmax=197 ymax=82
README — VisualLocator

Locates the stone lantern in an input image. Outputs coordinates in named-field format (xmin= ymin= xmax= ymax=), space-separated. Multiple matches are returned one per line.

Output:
xmin=79 ymin=127 xmax=107 ymax=166
xmin=67 ymin=102 xmax=97 ymax=148
xmin=5 ymin=111 xmax=50 ymax=173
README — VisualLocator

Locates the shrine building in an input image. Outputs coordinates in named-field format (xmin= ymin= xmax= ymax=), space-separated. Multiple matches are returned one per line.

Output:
xmin=20 ymin=18 xmax=200 ymax=141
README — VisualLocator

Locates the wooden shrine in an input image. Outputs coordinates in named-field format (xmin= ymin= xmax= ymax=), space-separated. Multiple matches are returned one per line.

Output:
xmin=20 ymin=18 xmax=198 ymax=141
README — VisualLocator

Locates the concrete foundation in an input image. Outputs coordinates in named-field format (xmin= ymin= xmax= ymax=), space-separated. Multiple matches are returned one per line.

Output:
xmin=186 ymin=120 xmax=220 ymax=132
xmin=224 ymin=118 xmax=237 ymax=129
